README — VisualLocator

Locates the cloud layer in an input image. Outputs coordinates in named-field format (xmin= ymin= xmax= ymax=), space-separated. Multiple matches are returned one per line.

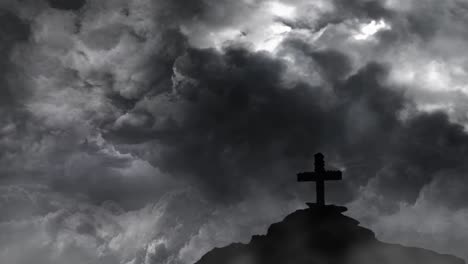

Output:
xmin=1 ymin=0 xmax=468 ymax=263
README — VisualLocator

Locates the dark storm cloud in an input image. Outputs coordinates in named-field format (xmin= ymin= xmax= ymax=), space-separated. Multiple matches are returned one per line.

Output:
xmin=280 ymin=39 xmax=353 ymax=82
xmin=107 ymin=36 xmax=468 ymax=213
xmin=333 ymin=0 xmax=392 ymax=20
xmin=0 ymin=9 xmax=30 ymax=106
xmin=0 ymin=0 xmax=190 ymax=211
xmin=118 ymin=0 xmax=264 ymax=34
xmin=2 ymin=0 xmax=468 ymax=263
xmin=47 ymin=0 xmax=86 ymax=11
xmin=0 ymin=8 xmax=35 ymax=186
xmin=107 ymin=45 xmax=400 ymax=204
xmin=104 ymin=28 xmax=188 ymax=102
xmin=375 ymin=112 xmax=468 ymax=205
xmin=109 ymin=46 xmax=333 ymax=201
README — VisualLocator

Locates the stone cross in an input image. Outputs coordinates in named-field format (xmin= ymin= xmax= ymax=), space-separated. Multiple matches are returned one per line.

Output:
xmin=297 ymin=153 xmax=342 ymax=206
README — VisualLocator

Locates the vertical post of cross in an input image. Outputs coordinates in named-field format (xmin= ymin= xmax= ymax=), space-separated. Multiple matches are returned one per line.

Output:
xmin=314 ymin=153 xmax=325 ymax=206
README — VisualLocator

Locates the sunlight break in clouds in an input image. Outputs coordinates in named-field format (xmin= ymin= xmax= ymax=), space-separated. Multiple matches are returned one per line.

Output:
xmin=353 ymin=19 xmax=390 ymax=40
xmin=267 ymin=1 xmax=297 ymax=19
xmin=253 ymin=23 xmax=292 ymax=52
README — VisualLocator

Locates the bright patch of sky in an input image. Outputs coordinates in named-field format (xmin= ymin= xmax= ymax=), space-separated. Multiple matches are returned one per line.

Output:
xmin=417 ymin=103 xmax=455 ymax=114
xmin=253 ymin=23 xmax=292 ymax=52
xmin=390 ymin=59 xmax=468 ymax=93
xmin=267 ymin=1 xmax=297 ymax=19
xmin=183 ymin=1 xmax=297 ymax=53
xmin=353 ymin=19 xmax=390 ymax=40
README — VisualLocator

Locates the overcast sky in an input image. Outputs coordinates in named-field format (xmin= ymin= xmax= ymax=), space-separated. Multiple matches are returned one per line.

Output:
xmin=1 ymin=0 xmax=468 ymax=263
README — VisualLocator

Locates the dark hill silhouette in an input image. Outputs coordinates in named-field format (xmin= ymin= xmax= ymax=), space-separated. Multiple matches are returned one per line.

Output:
xmin=195 ymin=203 xmax=464 ymax=264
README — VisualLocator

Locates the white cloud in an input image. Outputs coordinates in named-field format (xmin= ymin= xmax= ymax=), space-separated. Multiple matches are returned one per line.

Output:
xmin=352 ymin=19 xmax=391 ymax=41
xmin=252 ymin=23 xmax=292 ymax=52
xmin=267 ymin=1 xmax=297 ymax=19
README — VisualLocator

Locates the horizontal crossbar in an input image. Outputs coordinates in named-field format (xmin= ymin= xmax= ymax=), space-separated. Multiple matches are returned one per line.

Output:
xmin=297 ymin=171 xmax=342 ymax=182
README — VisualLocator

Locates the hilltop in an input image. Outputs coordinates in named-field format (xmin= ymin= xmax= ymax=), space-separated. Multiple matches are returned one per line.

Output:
xmin=195 ymin=204 xmax=464 ymax=264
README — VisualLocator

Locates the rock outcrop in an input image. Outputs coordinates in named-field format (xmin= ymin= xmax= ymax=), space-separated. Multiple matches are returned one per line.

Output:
xmin=195 ymin=204 xmax=464 ymax=264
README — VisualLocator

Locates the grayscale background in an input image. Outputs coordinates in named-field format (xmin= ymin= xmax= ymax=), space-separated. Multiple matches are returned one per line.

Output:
xmin=1 ymin=0 xmax=468 ymax=263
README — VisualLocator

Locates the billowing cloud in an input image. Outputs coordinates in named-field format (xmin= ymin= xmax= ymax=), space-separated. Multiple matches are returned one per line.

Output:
xmin=1 ymin=0 xmax=468 ymax=263
xmin=47 ymin=0 xmax=86 ymax=11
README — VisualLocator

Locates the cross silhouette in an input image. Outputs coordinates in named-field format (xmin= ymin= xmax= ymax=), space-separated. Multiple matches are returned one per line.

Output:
xmin=297 ymin=153 xmax=342 ymax=206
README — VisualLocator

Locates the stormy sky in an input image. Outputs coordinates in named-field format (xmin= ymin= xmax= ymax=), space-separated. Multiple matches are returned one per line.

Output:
xmin=1 ymin=0 xmax=468 ymax=263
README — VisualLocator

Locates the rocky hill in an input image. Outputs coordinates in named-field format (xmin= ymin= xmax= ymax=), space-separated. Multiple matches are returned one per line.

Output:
xmin=195 ymin=204 xmax=465 ymax=264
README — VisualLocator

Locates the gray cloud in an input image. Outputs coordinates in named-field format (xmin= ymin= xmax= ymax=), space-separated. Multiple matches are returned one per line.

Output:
xmin=2 ymin=0 xmax=468 ymax=263
xmin=47 ymin=0 xmax=86 ymax=11
xmin=0 ymin=9 xmax=30 ymax=106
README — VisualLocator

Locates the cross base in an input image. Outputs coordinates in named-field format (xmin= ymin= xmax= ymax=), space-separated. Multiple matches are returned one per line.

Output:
xmin=306 ymin=203 xmax=348 ymax=212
